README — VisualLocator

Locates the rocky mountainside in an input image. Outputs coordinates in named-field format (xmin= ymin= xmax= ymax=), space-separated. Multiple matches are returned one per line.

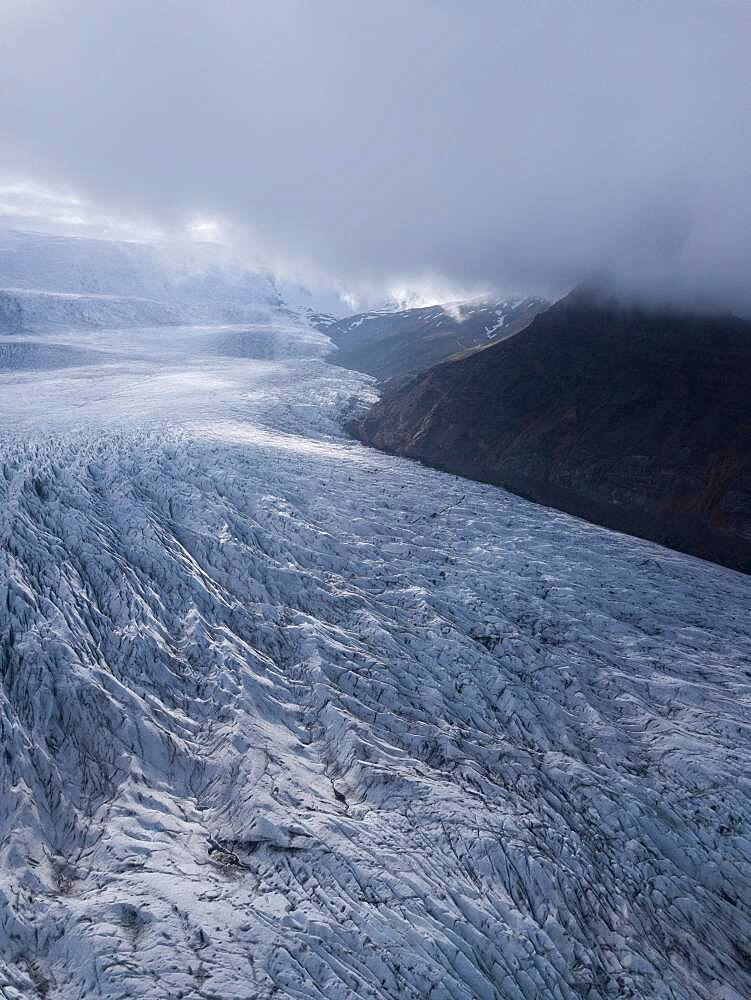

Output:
xmin=353 ymin=287 xmax=751 ymax=573
xmin=326 ymin=296 xmax=547 ymax=380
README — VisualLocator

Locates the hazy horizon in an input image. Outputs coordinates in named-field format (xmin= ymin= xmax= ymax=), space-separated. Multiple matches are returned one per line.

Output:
xmin=1 ymin=1 xmax=750 ymax=312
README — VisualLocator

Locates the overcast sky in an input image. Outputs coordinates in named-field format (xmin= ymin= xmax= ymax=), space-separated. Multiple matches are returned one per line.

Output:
xmin=1 ymin=0 xmax=749 ymax=308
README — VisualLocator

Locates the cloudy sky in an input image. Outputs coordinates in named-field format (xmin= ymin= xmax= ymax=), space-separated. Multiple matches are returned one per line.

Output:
xmin=1 ymin=0 xmax=749 ymax=308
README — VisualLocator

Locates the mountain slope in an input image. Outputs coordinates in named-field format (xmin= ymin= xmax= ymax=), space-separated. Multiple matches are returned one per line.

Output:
xmin=326 ymin=296 xmax=547 ymax=380
xmin=353 ymin=287 xmax=751 ymax=572
xmin=0 ymin=229 xmax=286 ymax=331
xmin=0 ymin=287 xmax=182 ymax=332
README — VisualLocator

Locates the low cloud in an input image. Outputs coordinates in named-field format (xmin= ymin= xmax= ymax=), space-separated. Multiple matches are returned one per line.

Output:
xmin=1 ymin=1 xmax=749 ymax=311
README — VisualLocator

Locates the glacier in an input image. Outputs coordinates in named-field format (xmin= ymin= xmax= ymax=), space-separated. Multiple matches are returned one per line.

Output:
xmin=1 ymin=315 xmax=750 ymax=999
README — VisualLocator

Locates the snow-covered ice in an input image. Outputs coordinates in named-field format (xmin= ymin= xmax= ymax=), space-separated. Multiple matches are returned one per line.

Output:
xmin=1 ymin=315 xmax=750 ymax=999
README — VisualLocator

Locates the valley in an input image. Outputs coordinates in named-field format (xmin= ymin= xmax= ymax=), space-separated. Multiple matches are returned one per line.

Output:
xmin=1 ymin=314 xmax=749 ymax=998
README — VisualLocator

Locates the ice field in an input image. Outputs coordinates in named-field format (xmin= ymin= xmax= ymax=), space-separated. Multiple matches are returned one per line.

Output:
xmin=1 ymin=317 xmax=750 ymax=999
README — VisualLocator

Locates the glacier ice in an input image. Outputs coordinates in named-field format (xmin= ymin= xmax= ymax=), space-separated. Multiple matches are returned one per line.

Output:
xmin=0 ymin=315 xmax=750 ymax=999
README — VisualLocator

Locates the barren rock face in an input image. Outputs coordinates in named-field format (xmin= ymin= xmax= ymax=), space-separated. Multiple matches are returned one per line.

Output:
xmin=325 ymin=297 xmax=548 ymax=381
xmin=1 ymin=315 xmax=750 ymax=998
xmin=353 ymin=288 xmax=751 ymax=573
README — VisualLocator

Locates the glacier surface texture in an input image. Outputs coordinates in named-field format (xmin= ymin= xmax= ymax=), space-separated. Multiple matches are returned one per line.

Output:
xmin=0 ymin=317 xmax=750 ymax=999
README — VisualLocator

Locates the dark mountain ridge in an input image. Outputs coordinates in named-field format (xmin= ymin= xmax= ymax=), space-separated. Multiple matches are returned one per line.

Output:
xmin=352 ymin=287 xmax=751 ymax=573
xmin=325 ymin=296 xmax=547 ymax=380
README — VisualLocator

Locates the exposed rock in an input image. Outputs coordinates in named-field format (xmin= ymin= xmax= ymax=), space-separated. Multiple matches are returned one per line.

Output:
xmin=327 ymin=296 xmax=547 ymax=380
xmin=352 ymin=287 xmax=751 ymax=573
